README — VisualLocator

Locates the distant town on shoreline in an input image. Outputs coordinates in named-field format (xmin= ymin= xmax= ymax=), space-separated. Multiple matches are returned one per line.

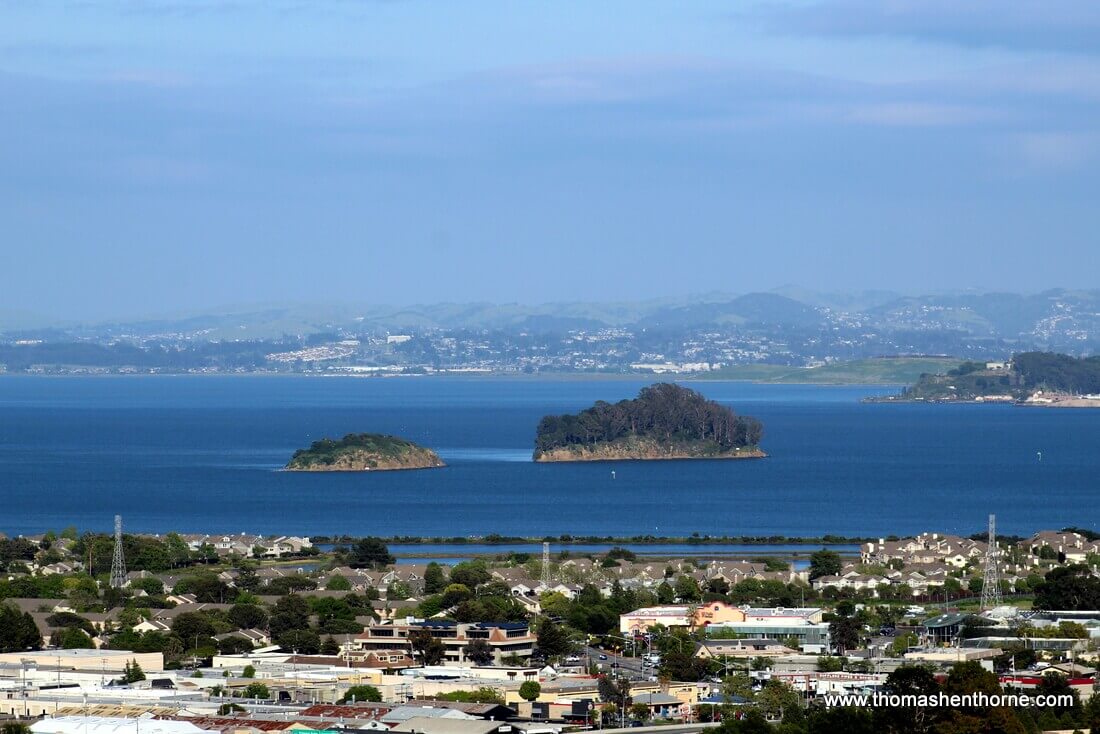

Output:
xmin=3 ymin=289 xmax=1099 ymax=377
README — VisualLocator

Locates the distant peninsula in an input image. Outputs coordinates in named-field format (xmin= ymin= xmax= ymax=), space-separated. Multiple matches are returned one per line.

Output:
xmin=285 ymin=433 xmax=445 ymax=471
xmin=533 ymin=383 xmax=765 ymax=462
xmin=870 ymin=352 xmax=1100 ymax=407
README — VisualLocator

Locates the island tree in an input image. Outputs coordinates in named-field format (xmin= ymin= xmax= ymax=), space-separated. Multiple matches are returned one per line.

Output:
xmin=534 ymin=383 xmax=763 ymax=458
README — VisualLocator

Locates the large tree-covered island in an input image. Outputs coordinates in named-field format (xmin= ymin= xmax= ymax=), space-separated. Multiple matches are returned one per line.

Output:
xmin=285 ymin=433 xmax=445 ymax=471
xmin=533 ymin=383 xmax=765 ymax=462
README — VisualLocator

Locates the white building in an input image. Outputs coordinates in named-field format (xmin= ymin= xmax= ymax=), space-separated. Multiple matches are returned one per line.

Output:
xmin=32 ymin=718 xmax=212 ymax=734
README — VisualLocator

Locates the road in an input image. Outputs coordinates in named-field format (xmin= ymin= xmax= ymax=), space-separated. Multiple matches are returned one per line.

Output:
xmin=584 ymin=645 xmax=654 ymax=681
xmin=590 ymin=724 xmax=714 ymax=734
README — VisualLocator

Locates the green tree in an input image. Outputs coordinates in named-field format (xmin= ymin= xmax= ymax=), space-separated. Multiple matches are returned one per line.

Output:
xmin=347 ymin=537 xmax=395 ymax=569
xmin=339 ymin=685 xmax=382 ymax=703
xmin=463 ymin=638 xmax=495 ymax=665
xmin=239 ymin=682 xmax=270 ymax=699
xmin=434 ymin=687 xmax=505 ymax=704
xmin=268 ymin=594 xmax=311 ymax=637
xmin=171 ymin=612 xmax=217 ymax=647
xmin=424 ymin=562 xmax=447 ymax=594
xmin=241 ymin=664 xmax=256 ymax=678
xmin=122 ymin=660 xmax=146 ymax=683
xmin=321 ymin=637 xmax=341 ymax=656
xmin=228 ymin=603 xmax=268 ymax=631
xmin=0 ymin=604 xmax=43 ymax=653
xmin=325 ymin=575 xmax=352 ymax=591
xmin=629 ymin=703 xmax=651 ymax=722
xmin=656 ymin=581 xmax=675 ymax=604
xmin=449 ymin=560 xmax=491 ymax=589
xmin=720 ymin=672 xmax=754 ymax=702
xmin=597 ymin=675 xmax=631 ymax=709
xmin=1035 ymin=564 xmax=1100 ymax=610
xmin=674 ymin=575 xmax=701 ymax=602
xmin=829 ymin=616 xmax=860 ymax=654
xmin=410 ymin=629 xmax=446 ymax=665
xmin=276 ymin=628 xmax=321 ymax=654
xmin=441 ymin=583 xmax=474 ymax=609
xmin=755 ymin=680 xmax=802 ymax=723
xmin=809 ymin=549 xmax=842 ymax=580
xmin=519 ymin=681 xmax=542 ymax=702
xmin=59 ymin=627 xmax=96 ymax=649
xmin=659 ymin=650 xmax=709 ymax=681
xmin=174 ymin=574 xmax=231 ymax=603
xmin=536 ymin=620 xmax=573 ymax=659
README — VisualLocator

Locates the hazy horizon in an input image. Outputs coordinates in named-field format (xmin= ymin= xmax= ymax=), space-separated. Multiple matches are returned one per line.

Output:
xmin=3 ymin=1 xmax=1098 ymax=320
xmin=6 ymin=285 xmax=1100 ymax=330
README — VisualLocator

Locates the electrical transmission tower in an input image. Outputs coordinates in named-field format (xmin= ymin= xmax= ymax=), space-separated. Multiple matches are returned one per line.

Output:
xmin=110 ymin=514 xmax=127 ymax=589
xmin=541 ymin=541 xmax=551 ymax=589
xmin=980 ymin=514 xmax=1002 ymax=610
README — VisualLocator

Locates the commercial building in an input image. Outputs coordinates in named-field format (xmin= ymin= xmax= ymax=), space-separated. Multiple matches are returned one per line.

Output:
xmin=31 ymin=718 xmax=212 ymax=734
xmin=618 ymin=602 xmax=750 ymax=634
xmin=703 ymin=608 xmax=829 ymax=654
xmin=0 ymin=650 xmax=165 ymax=673
xmin=352 ymin=621 xmax=536 ymax=664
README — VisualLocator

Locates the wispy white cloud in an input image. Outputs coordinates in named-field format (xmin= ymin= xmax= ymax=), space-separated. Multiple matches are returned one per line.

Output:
xmin=999 ymin=131 xmax=1100 ymax=171
xmin=752 ymin=0 xmax=1100 ymax=54
xmin=845 ymin=102 xmax=998 ymax=126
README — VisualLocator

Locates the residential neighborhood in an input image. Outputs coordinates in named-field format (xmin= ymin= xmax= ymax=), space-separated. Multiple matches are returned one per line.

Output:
xmin=3 ymin=526 xmax=1100 ymax=733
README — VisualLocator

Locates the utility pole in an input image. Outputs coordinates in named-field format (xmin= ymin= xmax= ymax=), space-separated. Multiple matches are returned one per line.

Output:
xmin=980 ymin=514 xmax=1002 ymax=611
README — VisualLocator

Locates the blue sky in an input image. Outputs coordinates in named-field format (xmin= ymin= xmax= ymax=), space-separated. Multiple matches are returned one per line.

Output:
xmin=2 ymin=1 xmax=1098 ymax=320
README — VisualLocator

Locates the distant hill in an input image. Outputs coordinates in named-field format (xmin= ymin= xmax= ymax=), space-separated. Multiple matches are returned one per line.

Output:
xmin=641 ymin=293 xmax=824 ymax=329
xmin=879 ymin=352 xmax=1100 ymax=403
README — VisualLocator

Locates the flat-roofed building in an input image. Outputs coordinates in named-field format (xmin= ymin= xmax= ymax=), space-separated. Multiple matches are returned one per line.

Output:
xmin=31 ymin=718 xmax=212 ymax=734
xmin=353 ymin=621 xmax=535 ymax=664
xmin=704 ymin=608 xmax=829 ymax=654
xmin=619 ymin=602 xmax=748 ymax=634
xmin=0 ymin=649 xmax=165 ymax=672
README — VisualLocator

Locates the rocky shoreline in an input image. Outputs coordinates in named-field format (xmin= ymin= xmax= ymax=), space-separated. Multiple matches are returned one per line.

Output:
xmin=285 ymin=434 xmax=445 ymax=472
xmin=534 ymin=438 xmax=766 ymax=463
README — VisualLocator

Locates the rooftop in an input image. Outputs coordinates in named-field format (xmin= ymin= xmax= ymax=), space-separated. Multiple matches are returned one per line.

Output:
xmin=31 ymin=718 xmax=211 ymax=734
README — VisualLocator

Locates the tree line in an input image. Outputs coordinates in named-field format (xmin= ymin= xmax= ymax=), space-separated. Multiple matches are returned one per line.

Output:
xmin=534 ymin=383 xmax=763 ymax=453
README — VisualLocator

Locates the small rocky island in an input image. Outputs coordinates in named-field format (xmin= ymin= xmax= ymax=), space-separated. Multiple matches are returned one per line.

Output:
xmin=285 ymin=433 xmax=445 ymax=471
xmin=533 ymin=383 xmax=765 ymax=462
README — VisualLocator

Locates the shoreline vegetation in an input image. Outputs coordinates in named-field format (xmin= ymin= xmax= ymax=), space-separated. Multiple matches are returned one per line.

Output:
xmin=533 ymin=383 xmax=763 ymax=462
xmin=0 ymin=357 xmax=966 ymax=385
xmin=310 ymin=533 xmax=873 ymax=545
xmin=533 ymin=441 xmax=767 ymax=462
xmin=868 ymin=351 xmax=1100 ymax=407
xmin=692 ymin=356 xmax=963 ymax=384
xmin=285 ymin=433 xmax=445 ymax=471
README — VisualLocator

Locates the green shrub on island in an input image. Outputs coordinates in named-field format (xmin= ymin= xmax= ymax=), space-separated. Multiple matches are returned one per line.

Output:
xmin=533 ymin=383 xmax=763 ymax=461
xmin=286 ymin=433 xmax=444 ymax=471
